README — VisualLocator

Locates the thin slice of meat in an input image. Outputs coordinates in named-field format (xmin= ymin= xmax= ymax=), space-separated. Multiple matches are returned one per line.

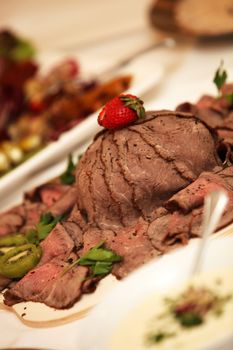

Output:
xmin=25 ymin=182 xmax=69 ymax=207
xmin=148 ymin=166 xmax=233 ymax=253
xmin=0 ymin=204 xmax=25 ymax=236
xmin=4 ymin=259 xmax=89 ymax=309
xmin=42 ymin=264 xmax=88 ymax=309
xmin=39 ymin=223 xmax=74 ymax=265
xmin=196 ymin=95 xmax=228 ymax=115
xmin=22 ymin=202 xmax=46 ymax=231
xmin=0 ymin=274 xmax=11 ymax=291
xmin=81 ymin=218 xmax=160 ymax=279
xmin=176 ymin=101 xmax=225 ymax=129
xmin=61 ymin=205 xmax=86 ymax=249
xmin=217 ymin=128 xmax=233 ymax=144
xmin=109 ymin=218 xmax=160 ymax=279
xmin=148 ymin=209 xmax=191 ymax=252
xmin=61 ymin=221 xmax=83 ymax=250
xmin=165 ymin=169 xmax=232 ymax=213
xmin=50 ymin=186 xmax=79 ymax=217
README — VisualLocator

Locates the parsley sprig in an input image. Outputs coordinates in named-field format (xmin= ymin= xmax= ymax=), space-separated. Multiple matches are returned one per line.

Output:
xmin=60 ymin=154 xmax=76 ymax=185
xmin=213 ymin=61 xmax=233 ymax=104
xmin=63 ymin=241 xmax=122 ymax=278
xmin=26 ymin=212 xmax=63 ymax=245
xmin=213 ymin=60 xmax=227 ymax=94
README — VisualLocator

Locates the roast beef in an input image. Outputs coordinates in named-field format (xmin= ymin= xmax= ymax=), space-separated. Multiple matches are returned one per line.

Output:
xmin=81 ymin=219 xmax=160 ymax=279
xmin=0 ymin=274 xmax=11 ymax=291
xmin=0 ymin=201 xmax=46 ymax=236
xmin=25 ymin=182 xmax=69 ymax=207
xmin=76 ymin=110 xmax=220 ymax=231
xmin=176 ymin=84 xmax=233 ymax=146
xmin=148 ymin=166 xmax=233 ymax=253
xmin=0 ymin=204 xmax=25 ymax=236
xmin=22 ymin=202 xmax=46 ymax=231
xmin=4 ymin=259 xmax=89 ymax=309
xmin=49 ymin=186 xmax=79 ymax=217
xmin=2 ymin=107 xmax=233 ymax=310
xmin=39 ymin=223 xmax=74 ymax=265
xmin=61 ymin=205 xmax=86 ymax=249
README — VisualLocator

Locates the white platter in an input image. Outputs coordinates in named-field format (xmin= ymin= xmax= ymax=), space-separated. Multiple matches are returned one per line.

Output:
xmin=78 ymin=236 xmax=233 ymax=350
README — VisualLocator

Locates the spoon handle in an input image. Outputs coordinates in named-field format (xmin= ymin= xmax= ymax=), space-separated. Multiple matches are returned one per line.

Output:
xmin=192 ymin=190 xmax=228 ymax=275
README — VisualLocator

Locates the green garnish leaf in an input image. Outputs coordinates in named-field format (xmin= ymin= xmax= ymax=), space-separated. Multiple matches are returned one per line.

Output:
xmin=175 ymin=311 xmax=203 ymax=328
xmin=36 ymin=212 xmax=63 ymax=241
xmin=79 ymin=242 xmax=122 ymax=264
xmin=62 ymin=241 xmax=122 ymax=278
xmin=213 ymin=61 xmax=227 ymax=93
xmin=147 ymin=331 xmax=176 ymax=344
xmin=91 ymin=261 xmax=113 ymax=276
xmin=60 ymin=154 xmax=76 ymax=185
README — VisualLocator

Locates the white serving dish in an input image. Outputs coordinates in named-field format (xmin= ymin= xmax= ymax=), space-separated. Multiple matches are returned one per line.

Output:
xmin=78 ymin=236 xmax=233 ymax=350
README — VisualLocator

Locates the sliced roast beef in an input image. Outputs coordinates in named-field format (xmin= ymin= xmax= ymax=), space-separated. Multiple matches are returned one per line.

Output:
xmin=165 ymin=169 xmax=232 ymax=213
xmin=4 ymin=259 xmax=89 ymax=309
xmin=81 ymin=218 xmax=159 ymax=279
xmin=148 ymin=166 xmax=233 ymax=253
xmin=39 ymin=223 xmax=74 ymax=265
xmin=148 ymin=209 xmax=191 ymax=252
xmin=76 ymin=110 xmax=220 ymax=230
xmin=109 ymin=218 xmax=160 ymax=279
xmin=22 ymin=202 xmax=46 ymax=232
xmin=61 ymin=205 xmax=86 ymax=249
xmin=61 ymin=221 xmax=83 ymax=250
xmin=0 ymin=274 xmax=11 ymax=291
xmin=176 ymin=100 xmax=225 ymax=129
xmin=0 ymin=204 xmax=26 ymax=236
xmin=196 ymin=95 xmax=228 ymax=115
xmin=25 ymin=182 xmax=69 ymax=207
xmin=49 ymin=186 xmax=79 ymax=217
xmin=217 ymin=128 xmax=233 ymax=144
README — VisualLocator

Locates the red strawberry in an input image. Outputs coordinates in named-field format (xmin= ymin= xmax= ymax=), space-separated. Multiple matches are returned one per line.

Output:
xmin=98 ymin=94 xmax=145 ymax=129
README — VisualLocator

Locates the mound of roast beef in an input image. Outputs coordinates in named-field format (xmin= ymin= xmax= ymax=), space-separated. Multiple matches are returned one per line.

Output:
xmin=1 ymin=88 xmax=233 ymax=309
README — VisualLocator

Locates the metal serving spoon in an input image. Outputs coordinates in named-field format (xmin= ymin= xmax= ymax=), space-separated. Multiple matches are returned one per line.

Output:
xmin=192 ymin=190 xmax=229 ymax=275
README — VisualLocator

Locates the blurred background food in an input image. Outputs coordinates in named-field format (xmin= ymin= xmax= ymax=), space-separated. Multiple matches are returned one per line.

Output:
xmin=0 ymin=29 xmax=132 ymax=176
xmin=150 ymin=0 xmax=233 ymax=37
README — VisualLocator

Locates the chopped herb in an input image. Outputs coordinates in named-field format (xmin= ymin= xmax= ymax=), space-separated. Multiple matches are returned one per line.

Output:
xmin=36 ymin=212 xmax=63 ymax=241
xmin=25 ymin=212 xmax=63 ymax=244
xmin=213 ymin=61 xmax=227 ymax=94
xmin=147 ymin=331 xmax=176 ymax=344
xmin=62 ymin=241 xmax=122 ymax=278
xmin=60 ymin=154 xmax=76 ymax=185
xmin=175 ymin=311 xmax=203 ymax=328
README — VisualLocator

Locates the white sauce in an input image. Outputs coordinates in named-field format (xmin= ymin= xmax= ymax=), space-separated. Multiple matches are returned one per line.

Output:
xmin=110 ymin=269 xmax=233 ymax=350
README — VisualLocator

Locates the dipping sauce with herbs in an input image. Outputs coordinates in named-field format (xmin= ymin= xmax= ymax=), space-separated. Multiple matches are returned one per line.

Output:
xmin=110 ymin=269 xmax=233 ymax=350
